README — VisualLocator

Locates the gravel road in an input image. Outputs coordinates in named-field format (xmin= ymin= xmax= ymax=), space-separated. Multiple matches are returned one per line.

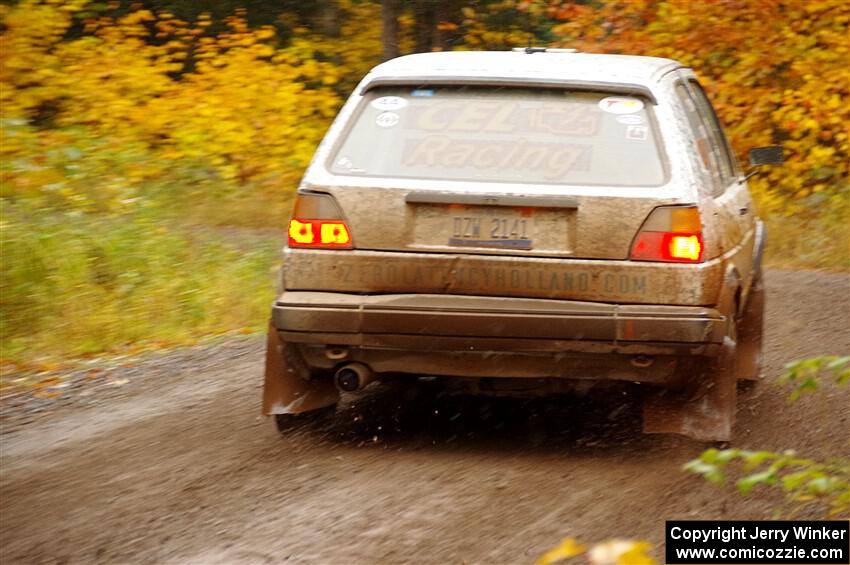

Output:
xmin=1 ymin=269 xmax=848 ymax=564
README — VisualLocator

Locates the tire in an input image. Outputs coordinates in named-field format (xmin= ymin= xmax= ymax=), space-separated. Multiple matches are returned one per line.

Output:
xmin=736 ymin=272 xmax=765 ymax=382
xmin=274 ymin=405 xmax=336 ymax=434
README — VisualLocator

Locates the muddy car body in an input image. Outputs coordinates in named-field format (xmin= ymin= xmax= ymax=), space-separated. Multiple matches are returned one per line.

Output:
xmin=264 ymin=50 xmax=776 ymax=441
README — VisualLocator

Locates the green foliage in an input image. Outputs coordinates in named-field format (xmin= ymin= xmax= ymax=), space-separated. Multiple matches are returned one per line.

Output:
xmin=782 ymin=355 xmax=850 ymax=400
xmin=684 ymin=448 xmax=849 ymax=518
xmin=685 ymin=356 xmax=850 ymax=518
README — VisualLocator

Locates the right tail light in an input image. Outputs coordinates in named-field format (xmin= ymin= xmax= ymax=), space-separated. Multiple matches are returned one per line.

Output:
xmin=630 ymin=205 xmax=704 ymax=263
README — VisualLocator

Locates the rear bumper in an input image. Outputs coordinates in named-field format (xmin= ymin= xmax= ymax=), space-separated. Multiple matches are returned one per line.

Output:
xmin=272 ymin=291 xmax=726 ymax=353
xmin=282 ymin=248 xmax=727 ymax=306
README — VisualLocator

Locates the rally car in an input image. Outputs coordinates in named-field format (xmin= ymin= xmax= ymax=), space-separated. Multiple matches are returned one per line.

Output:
xmin=263 ymin=49 xmax=782 ymax=441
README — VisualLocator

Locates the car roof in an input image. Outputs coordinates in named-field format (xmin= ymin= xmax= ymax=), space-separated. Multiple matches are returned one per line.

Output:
xmin=365 ymin=51 xmax=684 ymax=90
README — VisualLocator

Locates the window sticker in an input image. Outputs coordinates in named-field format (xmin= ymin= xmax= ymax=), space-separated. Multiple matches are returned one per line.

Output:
xmin=371 ymin=96 xmax=408 ymax=111
xmin=626 ymin=125 xmax=648 ymax=140
xmin=336 ymin=157 xmax=365 ymax=173
xmin=375 ymin=111 xmax=400 ymax=128
xmin=336 ymin=156 xmax=353 ymax=169
xmin=616 ymin=114 xmax=644 ymax=125
xmin=408 ymin=100 xmax=600 ymax=137
xmin=411 ymin=89 xmax=434 ymax=97
xmin=598 ymin=96 xmax=644 ymax=114
xmin=402 ymin=136 xmax=592 ymax=180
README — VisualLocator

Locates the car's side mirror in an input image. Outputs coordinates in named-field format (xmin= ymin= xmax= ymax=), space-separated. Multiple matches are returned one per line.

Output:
xmin=744 ymin=145 xmax=783 ymax=180
xmin=748 ymin=145 xmax=784 ymax=166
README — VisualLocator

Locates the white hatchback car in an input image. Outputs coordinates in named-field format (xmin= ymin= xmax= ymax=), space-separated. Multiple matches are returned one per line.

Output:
xmin=263 ymin=49 xmax=782 ymax=441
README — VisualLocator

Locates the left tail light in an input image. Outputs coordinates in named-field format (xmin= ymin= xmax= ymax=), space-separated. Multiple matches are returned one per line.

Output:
xmin=288 ymin=192 xmax=353 ymax=249
xmin=630 ymin=205 xmax=704 ymax=263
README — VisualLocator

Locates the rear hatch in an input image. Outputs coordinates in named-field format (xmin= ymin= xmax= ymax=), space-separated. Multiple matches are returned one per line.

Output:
xmin=322 ymin=85 xmax=672 ymax=261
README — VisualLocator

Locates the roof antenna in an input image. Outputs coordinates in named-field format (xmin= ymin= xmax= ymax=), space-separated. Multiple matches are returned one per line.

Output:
xmin=523 ymin=9 xmax=545 ymax=53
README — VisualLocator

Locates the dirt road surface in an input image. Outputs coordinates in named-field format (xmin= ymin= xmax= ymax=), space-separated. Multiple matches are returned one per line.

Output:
xmin=1 ymin=269 xmax=848 ymax=564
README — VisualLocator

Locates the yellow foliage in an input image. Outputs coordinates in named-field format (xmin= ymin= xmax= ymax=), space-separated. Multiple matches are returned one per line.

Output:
xmin=1 ymin=1 xmax=342 ymax=212
xmin=546 ymin=0 xmax=850 ymax=216
xmin=5 ymin=0 xmax=845 ymax=220
xmin=537 ymin=536 xmax=656 ymax=565
xmin=535 ymin=537 xmax=587 ymax=565
xmin=588 ymin=540 xmax=655 ymax=565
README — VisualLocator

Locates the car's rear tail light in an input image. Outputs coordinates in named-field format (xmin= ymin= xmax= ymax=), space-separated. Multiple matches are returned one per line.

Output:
xmin=288 ymin=192 xmax=353 ymax=249
xmin=668 ymin=233 xmax=701 ymax=261
xmin=630 ymin=206 xmax=704 ymax=263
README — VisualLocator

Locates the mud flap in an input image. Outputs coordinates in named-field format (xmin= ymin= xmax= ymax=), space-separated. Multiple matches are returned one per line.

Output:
xmin=736 ymin=276 xmax=764 ymax=381
xmin=262 ymin=323 xmax=339 ymax=416
xmin=643 ymin=337 xmax=737 ymax=442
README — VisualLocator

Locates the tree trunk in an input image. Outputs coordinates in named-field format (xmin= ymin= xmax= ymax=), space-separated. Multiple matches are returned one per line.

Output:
xmin=433 ymin=0 xmax=452 ymax=51
xmin=414 ymin=0 xmax=435 ymax=53
xmin=316 ymin=0 xmax=340 ymax=38
xmin=382 ymin=0 xmax=401 ymax=61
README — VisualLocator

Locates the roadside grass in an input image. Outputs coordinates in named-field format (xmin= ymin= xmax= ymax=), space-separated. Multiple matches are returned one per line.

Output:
xmin=142 ymin=176 xmax=295 ymax=229
xmin=0 ymin=201 xmax=281 ymax=375
xmin=761 ymin=199 xmax=850 ymax=272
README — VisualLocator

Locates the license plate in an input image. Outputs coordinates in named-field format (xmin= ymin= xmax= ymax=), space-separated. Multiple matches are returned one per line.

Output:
xmin=448 ymin=212 xmax=533 ymax=250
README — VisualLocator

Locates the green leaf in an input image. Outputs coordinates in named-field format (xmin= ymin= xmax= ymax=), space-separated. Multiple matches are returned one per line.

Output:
xmin=684 ymin=460 xmax=725 ymax=484
xmin=715 ymin=449 xmax=741 ymax=464
xmin=781 ymin=470 xmax=811 ymax=492
xmin=737 ymin=470 xmax=776 ymax=495
xmin=806 ymin=476 xmax=839 ymax=495
xmin=825 ymin=356 xmax=848 ymax=371
xmin=742 ymin=450 xmax=776 ymax=470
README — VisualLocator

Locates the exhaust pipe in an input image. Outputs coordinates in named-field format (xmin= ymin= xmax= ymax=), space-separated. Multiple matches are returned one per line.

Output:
xmin=631 ymin=355 xmax=654 ymax=368
xmin=334 ymin=363 xmax=376 ymax=392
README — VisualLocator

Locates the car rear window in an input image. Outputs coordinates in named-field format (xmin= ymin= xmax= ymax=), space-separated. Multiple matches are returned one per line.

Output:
xmin=329 ymin=87 xmax=666 ymax=186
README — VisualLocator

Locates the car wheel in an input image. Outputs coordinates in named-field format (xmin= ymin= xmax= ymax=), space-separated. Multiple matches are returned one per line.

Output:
xmin=736 ymin=273 xmax=765 ymax=383
xmin=274 ymin=405 xmax=336 ymax=434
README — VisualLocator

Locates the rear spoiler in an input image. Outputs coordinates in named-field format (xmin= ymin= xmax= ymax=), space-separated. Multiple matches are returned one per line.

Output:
xmin=361 ymin=77 xmax=658 ymax=104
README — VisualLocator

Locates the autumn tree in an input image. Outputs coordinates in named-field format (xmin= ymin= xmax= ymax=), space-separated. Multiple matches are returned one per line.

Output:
xmin=544 ymin=0 xmax=850 ymax=213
